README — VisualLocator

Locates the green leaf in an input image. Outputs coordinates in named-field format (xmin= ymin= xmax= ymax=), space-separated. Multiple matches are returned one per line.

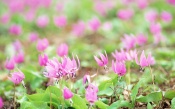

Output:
xmin=72 ymin=94 xmax=88 ymax=109
xmin=98 ymin=75 xmax=118 ymax=91
xmin=27 ymin=92 xmax=61 ymax=107
xmin=98 ymin=88 xmax=113 ymax=96
xmin=45 ymin=86 xmax=62 ymax=97
xmin=164 ymin=90 xmax=175 ymax=99
xmin=108 ymin=100 xmax=132 ymax=109
xmin=131 ymin=80 xmax=143 ymax=104
xmin=147 ymin=102 xmax=153 ymax=109
xmin=171 ymin=97 xmax=175 ymax=108
xmin=95 ymin=100 xmax=109 ymax=109
xmin=136 ymin=92 xmax=162 ymax=103
xmin=20 ymin=101 xmax=50 ymax=109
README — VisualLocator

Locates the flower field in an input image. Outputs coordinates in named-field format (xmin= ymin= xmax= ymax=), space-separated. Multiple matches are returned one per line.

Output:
xmin=0 ymin=0 xmax=175 ymax=109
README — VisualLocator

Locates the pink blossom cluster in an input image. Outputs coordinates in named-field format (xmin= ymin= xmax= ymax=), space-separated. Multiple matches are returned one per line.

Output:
xmin=43 ymin=56 xmax=80 ymax=79
xmin=8 ymin=71 xmax=25 ymax=85
xmin=94 ymin=49 xmax=155 ymax=77
xmin=85 ymin=84 xmax=98 ymax=104
xmin=94 ymin=0 xmax=116 ymax=16
xmin=145 ymin=10 xmax=172 ymax=23
xmin=121 ymin=34 xmax=147 ymax=50
xmin=5 ymin=40 xmax=25 ymax=71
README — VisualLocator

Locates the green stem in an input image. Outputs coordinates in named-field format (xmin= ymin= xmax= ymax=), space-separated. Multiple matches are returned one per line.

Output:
xmin=49 ymin=86 xmax=52 ymax=109
xmin=14 ymin=84 xmax=16 ymax=109
xmin=128 ymin=62 xmax=131 ymax=85
xmin=149 ymin=66 xmax=155 ymax=91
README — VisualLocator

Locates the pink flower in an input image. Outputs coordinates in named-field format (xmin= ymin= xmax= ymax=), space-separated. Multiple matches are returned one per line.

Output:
xmin=63 ymin=87 xmax=73 ymax=100
xmin=102 ymin=22 xmax=113 ymax=31
xmin=9 ymin=0 xmax=24 ymax=13
xmin=112 ymin=49 xmax=127 ymax=62
xmin=136 ymin=0 xmax=148 ymax=9
xmin=28 ymin=32 xmax=38 ymax=42
xmin=94 ymin=2 xmax=108 ymax=16
xmin=83 ymin=74 xmax=91 ymax=85
xmin=136 ymin=34 xmax=147 ymax=46
xmin=112 ymin=60 xmax=126 ymax=76
xmin=89 ymin=18 xmax=101 ymax=31
xmin=44 ymin=56 xmax=80 ymax=78
xmin=9 ymin=71 xmax=25 ymax=85
xmin=94 ymin=51 xmax=108 ymax=67
xmin=72 ymin=21 xmax=86 ymax=37
xmin=54 ymin=15 xmax=67 ymax=28
xmin=0 ymin=97 xmax=3 ymax=108
xmin=135 ymin=50 xmax=155 ymax=68
xmin=85 ymin=84 xmax=98 ymax=104
xmin=150 ymin=23 xmax=161 ymax=35
xmin=36 ymin=38 xmax=49 ymax=52
xmin=14 ymin=51 xmax=24 ymax=64
xmin=167 ymin=0 xmax=175 ymax=6
xmin=161 ymin=11 xmax=172 ymax=23
xmin=145 ymin=10 xmax=158 ymax=23
xmin=126 ymin=50 xmax=137 ymax=61
xmin=44 ymin=58 xmax=62 ymax=78
xmin=0 ymin=13 xmax=10 ymax=24
xmin=13 ymin=40 xmax=22 ymax=52
xmin=117 ymin=9 xmax=134 ymax=20
xmin=57 ymin=43 xmax=69 ymax=57
xmin=153 ymin=33 xmax=165 ymax=44
xmin=36 ymin=15 xmax=49 ymax=28
xmin=38 ymin=54 xmax=48 ymax=66
xmin=64 ymin=56 xmax=80 ymax=77
xmin=24 ymin=9 xmax=36 ymax=22
xmin=5 ymin=58 xmax=15 ymax=70
xmin=121 ymin=34 xmax=136 ymax=50
xmin=9 ymin=24 xmax=22 ymax=36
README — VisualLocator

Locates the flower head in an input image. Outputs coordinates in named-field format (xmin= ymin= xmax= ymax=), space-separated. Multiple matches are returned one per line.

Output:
xmin=88 ymin=17 xmax=101 ymax=31
xmin=0 ymin=97 xmax=3 ymax=108
xmin=36 ymin=38 xmax=49 ymax=52
xmin=64 ymin=55 xmax=80 ymax=77
xmin=9 ymin=24 xmax=22 ymax=36
xmin=5 ymin=58 xmax=15 ymax=70
xmin=57 ymin=43 xmax=69 ymax=57
xmin=136 ymin=0 xmax=148 ymax=9
xmin=36 ymin=15 xmax=49 ymax=28
xmin=63 ymin=87 xmax=73 ymax=100
xmin=94 ymin=51 xmax=108 ymax=67
xmin=0 ymin=13 xmax=10 ymax=24
xmin=85 ymin=84 xmax=98 ymax=104
xmin=150 ymin=23 xmax=161 ymax=35
xmin=44 ymin=56 xmax=80 ymax=79
xmin=136 ymin=34 xmax=147 ymax=46
xmin=29 ymin=32 xmax=38 ymax=42
xmin=161 ymin=11 xmax=172 ymax=23
xmin=54 ymin=15 xmax=67 ymax=28
xmin=83 ymin=74 xmax=91 ymax=85
xmin=72 ymin=21 xmax=86 ymax=37
xmin=126 ymin=50 xmax=137 ymax=61
xmin=145 ymin=10 xmax=158 ymax=23
xmin=14 ymin=51 xmax=24 ymax=64
xmin=13 ymin=40 xmax=22 ymax=52
xmin=9 ymin=71 xmax=25 ymax=85
xmin=112 ymin=49 xmax=127 ymax=62
xmin=38 ymin=54 xmax=48 ymax=66
xmin=117 ymin=9 xmax=134 ymax=20
xmin=135 ymin=50 xmax=155 ymax=68
xmin=112 ymin=60 xmax=126 ymax=76
xmin=121 ymin=34 xmax=136 ymax=50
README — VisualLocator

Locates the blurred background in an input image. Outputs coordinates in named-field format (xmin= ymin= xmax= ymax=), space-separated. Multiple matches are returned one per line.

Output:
xmin=0 ymin=0 xmax=175 ymax=107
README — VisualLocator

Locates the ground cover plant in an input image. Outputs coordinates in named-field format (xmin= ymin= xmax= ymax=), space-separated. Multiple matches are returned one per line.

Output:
xmin=0 ymin=0 xmax=175 ymax=109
